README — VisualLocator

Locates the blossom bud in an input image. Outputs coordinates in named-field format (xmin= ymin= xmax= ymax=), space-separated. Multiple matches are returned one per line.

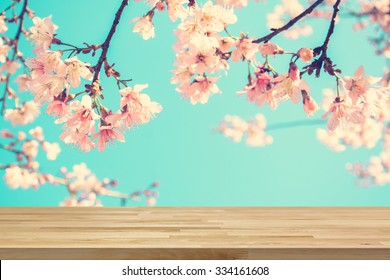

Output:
xmin=297 ymin=48 xmax=313 ymax=63
xmin=156 ymin=2 xmax=165 ymax=11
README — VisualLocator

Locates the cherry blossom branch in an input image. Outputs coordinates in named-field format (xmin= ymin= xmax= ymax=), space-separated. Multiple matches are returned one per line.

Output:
xmin=309 ymin=0 xmax=341 ymax=78
xmin=0 ymin=0 xmax=29 ymax=115
xmin=253 ymin=0 xmax=325 ymax=44
xmin=0 ymin=127 xmax=160 ymax=206
xmin=91 ymin=0 xmax=129 ymax=88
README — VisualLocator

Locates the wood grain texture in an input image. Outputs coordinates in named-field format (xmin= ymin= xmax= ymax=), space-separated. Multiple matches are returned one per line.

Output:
xmin=0 ymin=207 xmax=390 ymax=259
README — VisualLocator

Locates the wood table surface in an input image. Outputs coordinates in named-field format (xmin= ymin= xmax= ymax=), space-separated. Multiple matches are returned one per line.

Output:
xmin=0 ymin=207 xmax=390 ymax=259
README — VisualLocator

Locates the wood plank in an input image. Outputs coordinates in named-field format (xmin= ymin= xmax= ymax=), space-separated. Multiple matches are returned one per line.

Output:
xmin=0 ymin=207 xmax=390 ymax=259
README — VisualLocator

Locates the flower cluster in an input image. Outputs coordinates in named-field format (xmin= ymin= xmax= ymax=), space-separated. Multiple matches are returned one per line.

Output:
xmin=22 ymin=16 xmax=162 ymax=152
xmin=321 ymin=66 xmax=388 ymax=131
xmin=1 ymin=126 xmax=160 ymax=206
xmin=1 ymin=126 xmax=61 ymax=190
xmin=347 ymin=126 xmax=390 ymax=186
xmin=350 ymin=0 xmax=389 ymax=57
xmin=169 ymin=1 xmax=238 ymax=104
xmin=215 ymin=114 xmax=273 ymax=147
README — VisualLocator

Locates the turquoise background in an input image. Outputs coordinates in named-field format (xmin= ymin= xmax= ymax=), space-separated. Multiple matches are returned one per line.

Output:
xmin=0 ymin=0 xmax=389 ymax=206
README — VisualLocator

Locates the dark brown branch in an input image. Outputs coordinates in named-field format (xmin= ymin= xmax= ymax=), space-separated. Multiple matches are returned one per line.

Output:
xmin=91 ymin=0 xmax=129 ymax=86
xmin=305 ymin=0 xmax=341 ymax=78
xmin=253 ymin=0 xmax=325 ymax=44
xmin=1 ymin=0 xmax=29 ymax=115
xmin=319 ymin=0 xmax=341 ymax=60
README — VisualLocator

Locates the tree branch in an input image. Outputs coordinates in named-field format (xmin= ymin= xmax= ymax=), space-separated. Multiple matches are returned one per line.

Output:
xmin=303 ymin=0 xmax=342 ymax=78
xmin=92 ymin=0 xmax=129 ymax=86
xmin=0 ymin=0 xmax=29 ymax=115
xmin=253 ymin=0 xmax=325 ymax=44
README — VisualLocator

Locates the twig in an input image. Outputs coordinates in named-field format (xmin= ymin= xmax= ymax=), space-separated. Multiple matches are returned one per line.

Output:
xmin=253 ymin=0 xmax=325 ymax=44
xmin=0 ymin=0 xmax=29 ymax=115
xmin=302 ymin=0 xmax=342 ymax=78
xmin=92 ymin=0 xmax=129 ymax=85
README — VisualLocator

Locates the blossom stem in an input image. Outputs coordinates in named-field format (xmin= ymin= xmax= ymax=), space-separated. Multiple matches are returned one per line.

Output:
xmin=253 ymin=0 xmax=325 ymax=44
xmin=312 ymin=0 xmax=341 ymax=77
xmin=336 ymin=76 xmax=341 ymax=97
xmin=92 ymin=0 xmax=129 ymax=84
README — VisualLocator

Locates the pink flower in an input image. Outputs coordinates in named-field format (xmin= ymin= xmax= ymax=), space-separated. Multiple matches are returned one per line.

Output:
xmin=0 ymin=40 xmax=11 ymax=63
xmin=180 ymin=75 xmax=221 ymax=104
xmin=15 ymin=74 xmax=30 ymax=92
xmin=297 ymin=47 xmax=313 ymax=63
xmin=302 ymin=91 xmax=319 ymax=116
xmin=4 ymin=101 xmax=40 ymax=126
xmin=4 ymin=166 xmax=39 ymax=190
xmin=46 ymin=99 xmax=70 ymax=117
xmin=93 ymin=124 xmax=125 ymax=152
xmin=28 ymin=74 xmax=67 ymax=103
xmin=66 ymin=96 xmax=100 ymax=134
xmin=60 ymin=130 xmax=95 ymax=152
xmin=0 ymin=15 xmax=8 ymax=33
xmin=29 ymin=126 xmax=44 ymax=141
xmin=343 ymin=66 xmax=381 ymax=104
xmin=42 ymin=142 xmax=61 ymax=160
xmin=64 ymin=56 xmax=92 ymax=87
xmin=231 ymin=36 xmax=258 ymax=62
xmin=218 ymin=37 xmax=235 ymax=53
xmin=272 ymin=62 xmax=309 ymax=104
xmin=0 ymin=130 xmax=14 ymax=138
xmin=120 ymin=84 xmax=148 ymax=108
xmin=166 ymin=0 xmax=187 ymax=22
xmin=322 ymin=97 xmax=352 ymax=131
xmin=156 ymin=2 xmax=166 ymax=11
xmin=29 ymin=16 xmax=58 ymax=54
xmin=258 ymin=42 xmax=284 ymax=56
xmin=120 ymin=85 xmax=162 ymax=127
xmin=0 ymin=61 xmax=20 ymax=74
xmin=26 ymin=51 xmax=64 ymax=75
xmin=132 ymin=16 xmax=155 ymax=40
xmin=22 ymin=140 xmax=39 ymax=159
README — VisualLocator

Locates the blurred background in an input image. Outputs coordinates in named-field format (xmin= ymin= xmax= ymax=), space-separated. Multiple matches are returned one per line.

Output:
xmin=0 ymin=0 xmax=389 ymax=206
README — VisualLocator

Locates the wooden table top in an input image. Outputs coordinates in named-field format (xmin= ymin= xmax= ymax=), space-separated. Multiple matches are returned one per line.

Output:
xmin=1 ymin=207 xmax=390 ymax=259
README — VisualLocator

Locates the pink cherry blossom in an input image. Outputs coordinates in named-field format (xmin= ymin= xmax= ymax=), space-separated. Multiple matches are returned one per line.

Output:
xmin=0 ymin=61 xmax=20 ymax=74
xmin=179 ymin=75 xmax=221 ymax=104
xmin=4 ymin=101 xmax=40 ymax=126
xmin=65 ymin=95 xmax=100 ymax=134
xmin=29 ymin=16 xmax=58 ymax=54
xmin=119 ymin=85 xmax=162 ymax=126
xmin=258 ymin=42 xmax=284 ymax=56
xmin=0 ymin=40 xmax=11 ymax=63
xmin=64 ymin=56 xmax=92 ymax=87
xmin=272 ymin=62 xmax=310 ymax=104
xmin=231 ymin=36 xmax=258 ymax=62
xmin=4 ymin=166 xmax=39 ymax=190
xmin=42 ymin=141 xmax=61 ymax=160
xmin=297 ymin=47 xmax=314 ymax=63
xmin=46 ymin=99 xmax=70 ymax=117
xmin=216 ymin=114 xmax=273 ymax=147
xmin=0 ymin=15 xmax=8 ymax=33
xmin=166 ymin=0 xmax=187 ymax=22
xmin=302 ymin=91 xmax=319 ymax=116
xmin=28 ymin=74 xmax=67 ymax=103
xmin=322 ymin=97 xmax=352 ymax=131
xmin=93 ymin=124 xmax=125 ymax=152
xmin=14 ymin=74 xmax=30 ymax=92
xmin=132 ymin=16 xmax=155 ymax=40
